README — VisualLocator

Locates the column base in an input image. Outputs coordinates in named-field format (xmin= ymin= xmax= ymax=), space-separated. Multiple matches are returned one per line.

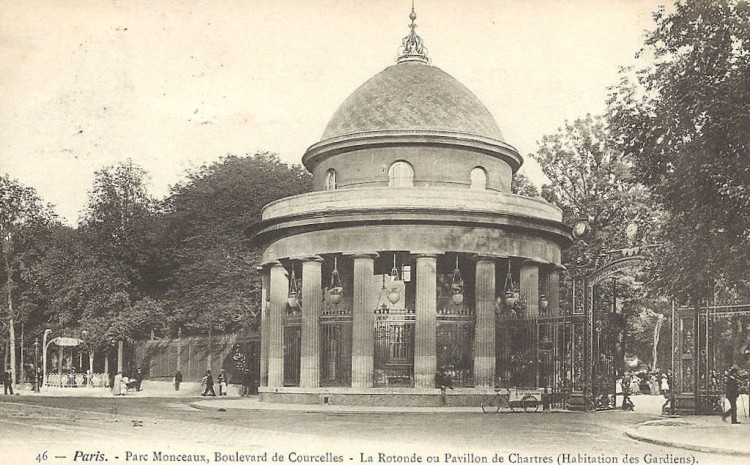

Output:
xmin=258 ymin=386 xmax=496 ymax=407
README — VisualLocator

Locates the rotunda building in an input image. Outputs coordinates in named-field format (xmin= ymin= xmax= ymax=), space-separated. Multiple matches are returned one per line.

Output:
xmin=247 ymin=10 xmax=572 ymax=404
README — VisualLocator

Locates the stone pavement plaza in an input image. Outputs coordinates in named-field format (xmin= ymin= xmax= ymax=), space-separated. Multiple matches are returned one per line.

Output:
xmin=4 ymin=382 xmax=750 ymax=460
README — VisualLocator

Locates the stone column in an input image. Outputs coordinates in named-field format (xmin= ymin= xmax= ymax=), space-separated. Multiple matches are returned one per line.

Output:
xmin=548 ymin=268 xmax=560 ymax=316
xmin=117 ymin=340 xmax=123 ymax=373
xmin=520 ymin=261 xmax=540 ymax=318
xmin=267 ymin=262 xmax=287 ymax=388
xmin=351 ymin=253 xmax=377 ymax=388
xmin=415 ymin=254 xmax=438 ymax=389
xmin=258 ymin=267 xmax=270 ymax=387
xmin=474 ymin=256 xmax=496 ymax=388
xmin=301 ymin=256 xmax=323 ymax=388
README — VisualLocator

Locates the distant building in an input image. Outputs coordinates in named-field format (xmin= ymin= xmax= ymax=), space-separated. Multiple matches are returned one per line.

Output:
xmin=247 ymin=8 xmax=572 ymax=404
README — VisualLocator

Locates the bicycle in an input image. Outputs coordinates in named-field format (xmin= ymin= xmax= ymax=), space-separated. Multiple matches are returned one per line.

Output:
xmin=661 ymin=394 xmax=724 ymax=415
xmin=480 ymin=388 xmax=539 ymax=413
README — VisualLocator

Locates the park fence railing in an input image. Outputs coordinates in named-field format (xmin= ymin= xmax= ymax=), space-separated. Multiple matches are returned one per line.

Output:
xmin=45 ymin=372 xmax=109 ymax=388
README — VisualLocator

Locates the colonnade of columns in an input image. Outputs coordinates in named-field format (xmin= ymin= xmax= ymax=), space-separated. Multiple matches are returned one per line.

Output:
xmin=259 ymin=254 xmax=561 ymax=389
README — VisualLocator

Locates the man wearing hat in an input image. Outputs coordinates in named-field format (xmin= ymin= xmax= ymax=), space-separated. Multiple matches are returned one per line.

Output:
xmin=722 ymin=367 xmax=740 ymax=424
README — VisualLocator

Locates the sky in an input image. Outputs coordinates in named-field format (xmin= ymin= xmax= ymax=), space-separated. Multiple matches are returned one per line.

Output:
xmin=0 ymin=0 xmax=664 ymax=225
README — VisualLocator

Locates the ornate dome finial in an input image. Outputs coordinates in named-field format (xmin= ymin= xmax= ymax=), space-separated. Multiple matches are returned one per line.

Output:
xmin=397 ymin=2 xmax=430 ymax=64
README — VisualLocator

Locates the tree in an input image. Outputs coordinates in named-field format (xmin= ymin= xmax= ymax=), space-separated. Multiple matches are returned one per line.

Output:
xmin=72 ymin=160 xmax=165 ymax=358
xmin=510 ymin=173 xmax=540 ymax=197
xmin=0 ymin=175 xmax=58 ymax=384
xmin=532 ymin=115 xmax=665 ymax=374
xmin=80 ymin=158 xmax=163 ymax=292
xmin=162 ymin=152 xmax=311 ymax=335
xmin=533 ymin=115 xmax=659 ymax=270
xmin=608 ymin=0 xmax=750 ymax=302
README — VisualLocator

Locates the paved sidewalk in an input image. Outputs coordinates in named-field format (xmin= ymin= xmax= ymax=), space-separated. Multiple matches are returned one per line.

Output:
xmin=626 ymin=415 xmax=750 ymax=457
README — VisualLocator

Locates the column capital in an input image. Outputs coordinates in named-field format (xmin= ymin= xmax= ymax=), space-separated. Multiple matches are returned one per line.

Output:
xmin=473 ymin=253 xmax=505 ymax=263
xmin=414 ymin=253 xmax=439 ymax=259
xmin=346 ymin=252 xmax=379 ymax=260
xmin=299 ymin=255 xmax=325 ymax=263
xmin=262 ymin=260 xmax=284 ymax=269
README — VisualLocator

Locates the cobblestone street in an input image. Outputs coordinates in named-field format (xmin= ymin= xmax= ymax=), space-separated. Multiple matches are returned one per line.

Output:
xmin=0 ymin=397 xmax=745 ymax=465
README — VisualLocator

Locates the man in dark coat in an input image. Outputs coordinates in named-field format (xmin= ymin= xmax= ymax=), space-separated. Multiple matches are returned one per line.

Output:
xmin=2 ymin=369 xmax=13 ymax=395
xmin=135 ymin=368 xmax=144 ymax=391
xmin=241 ymin=370 xmax=252 ymax=396
xmin=174 ymin=370 xmax=182 ymax=391
xmin=722 ymin=367 xmax=741 ymax=424
xmin=435 ymin=368 xmax=454 ymax=405
xmin=202 ymin=370 xmax=215 ymax=397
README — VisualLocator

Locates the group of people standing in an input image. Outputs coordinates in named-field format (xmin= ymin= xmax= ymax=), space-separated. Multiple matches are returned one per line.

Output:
xmin=200 ymin=369 xmax=229 ymax=396
xmin=174 ymin=368 xmax=255 ymax=397
xmin=111 ymin=368 xmax=144 ymax=396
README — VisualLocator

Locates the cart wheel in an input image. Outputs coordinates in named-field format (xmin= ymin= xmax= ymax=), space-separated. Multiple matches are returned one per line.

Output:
xmin=522 ymin=395 xmax=539 ymax=413
xmin=481 ymin=395 xmax=501 ymax=413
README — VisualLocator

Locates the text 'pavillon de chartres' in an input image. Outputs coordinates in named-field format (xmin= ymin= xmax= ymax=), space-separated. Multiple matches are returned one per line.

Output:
xmin=246 ymin=7 xmax=572 ymax=405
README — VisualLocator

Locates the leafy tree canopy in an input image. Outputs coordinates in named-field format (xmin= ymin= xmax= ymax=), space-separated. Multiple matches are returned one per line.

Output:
xmin=510 ymin=172 xmax=540 ymax=198
xmin=533 ymin=115 xmax=660 ymax=271
xmin=161 ymin=152 xmax=312 ymax=334
xmin=608 ymin=0 xmax=750 ymax=302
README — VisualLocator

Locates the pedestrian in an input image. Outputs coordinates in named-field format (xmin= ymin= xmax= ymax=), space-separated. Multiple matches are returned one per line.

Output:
xmin=202 ymin=370 xmax=216 ymax=397
xmin=113 ymin=371 xmax=123 ymax=396
xmin=621 ymin=374 xmax=634 ymax=411
xmin=660 ymin=374 xmax=670 ymax=398
xmin=722 ymin=367 xmax=741 ymax=424
xmin=630 ymin=373 xmax=640 ymax=395
xmin=241 ymin=369 xmax=252 ymax=396
xmin=217 ymin=369 xmax=228 ymax=396
xmin=121 ymin=374 xmax=130 ymax=395
xmin=2 ymin=369 xmax=13 ymax=395
xmin=173 ymin=370 xmax=182 ymax=391
xmin=135 ymin=368 xmax=143 ymax=392
xmin=37 ymin=368 xmax=44 ymax=391
xmin=435 ymin=367 xmax=454 ymax=405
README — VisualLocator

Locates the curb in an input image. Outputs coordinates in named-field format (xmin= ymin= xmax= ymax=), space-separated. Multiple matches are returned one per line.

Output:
xmin=625 ymin=426 xmax=750 ymax=457
xmin=188 ymin=400 xmax=572 ymax=415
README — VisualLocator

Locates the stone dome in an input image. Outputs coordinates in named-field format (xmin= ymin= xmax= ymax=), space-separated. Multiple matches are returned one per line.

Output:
xmin=321 ymin=62 xmax=505 ymax=142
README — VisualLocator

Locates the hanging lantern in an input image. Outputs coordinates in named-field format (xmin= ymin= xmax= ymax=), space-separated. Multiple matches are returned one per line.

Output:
xmin=504 ymin=291 xmax=516 ymax=308
xmin=539 ymin=294 xmax=549 ymax=311
xmin=387 ymin=288 xmax=401 ymax=304
xmin=390 ymin=254 xmax=401 ymax=281
xmin=451 ymin=256 xmax=464 ymax=306
xmin=374 ymin=276 xmax=391 ymax=320
xmin=387 ymin=254 xmax=401 ymax=304
xmin=328 ymin=257 xmax=344 ymax=305
xmin=502 ymin=260 xmax=517 ymax=307
xmin=287 ymin=268 xmax=300 ymax=308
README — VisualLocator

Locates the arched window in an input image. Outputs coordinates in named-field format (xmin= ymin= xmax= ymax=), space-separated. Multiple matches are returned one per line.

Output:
xmin=325 ymin=169 xmax=337 ymax=191
xmin=388 ymin=161 xmax=414 ymax=187
xmin=470 ymin=167 xmax=487 ymax=190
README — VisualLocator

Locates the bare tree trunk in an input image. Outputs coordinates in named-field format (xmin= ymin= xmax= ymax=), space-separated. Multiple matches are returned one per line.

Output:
xmin=6 ymin=252 xmax=16 ymax=386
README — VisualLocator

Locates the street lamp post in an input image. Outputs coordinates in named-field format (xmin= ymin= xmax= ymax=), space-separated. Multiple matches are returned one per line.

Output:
xmin=34 ymin=338 xmax=39 ymax=393
xmin=41 ymin=329 xmax=52 ymax=388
